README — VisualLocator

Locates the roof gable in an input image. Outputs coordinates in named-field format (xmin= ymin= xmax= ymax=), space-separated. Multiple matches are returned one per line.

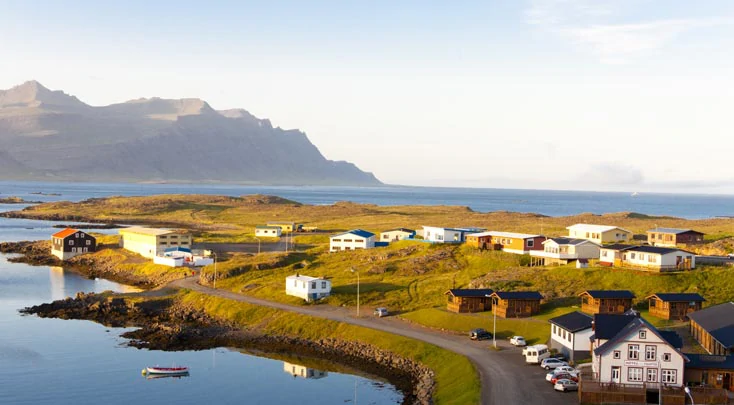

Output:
xmin=580 ymin=290 xmax=636 ymax=299
xmin=646 ymin=293 xmax=705 ymax=302
xmin=445 ymin=288 xmax=494 ymax=298
xmin=491 ymin=291 xmax=543 ymax=300
xmin=592 ymin=314 xmax=637 ymax=340
xmin=689 ymin=302 xmax=734 ymax=348
xmin=52 ymin=228 xmax=80 ymax=238
xmin=594 ymin=316 xmax=686 ymax=358
xmin=544 ymin=238 xmax=599 ymax=246
xmin=646 ymin=228 xmax=703 ymax=235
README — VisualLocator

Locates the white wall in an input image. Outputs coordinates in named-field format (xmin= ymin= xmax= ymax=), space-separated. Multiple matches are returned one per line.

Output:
xmin=575 ymin=243 xmax=601 ymax=259
xmin=330 ymin=233 xmax=376 ymax=251
xmin=154 ymin=256 xmax=183 ymax=267
xmin=285 ymin=277 xmax=332 ymax=301
xmin=380 ymin=231 xmax=413 ymax=241
xmin=622 ymin=251 xmax=696 ymax=269
xmin=423 ymin=227 xmax=462 ymax=243
xmin=592 ymin=326 xmax=685 ymax=387
xmin=256 ymin=228 xmax=282 ymax=237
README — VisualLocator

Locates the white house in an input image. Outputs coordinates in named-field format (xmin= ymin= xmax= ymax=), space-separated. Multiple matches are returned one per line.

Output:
xmin=422 ymin=226 xmax=485 ymax=243
xmin=256 ymin=225 xmax=282 ymax=237
xmin=549 ymin=311 xmax=594 ymax=363
xmin=329 ymin=229 xmax=376 ymax=251
xmin=283 ymin=362 xmax=328 ymax=379
xmin=599 ymin=244 xmax=635 ymax=266
xmin=285 ymin=274 xmax=332 ymax=302
xmin=567 ymin=224 xmax=632 ymax=244
xmin=590 ymin=313 xmax=687 ymax=388
xmin=380 ymin=228 xmax=416 ymax=242
xmin=620 ymin=246 xmax=696 ymax=271
xmin=529 ymin=238 xmax=601 ymax=265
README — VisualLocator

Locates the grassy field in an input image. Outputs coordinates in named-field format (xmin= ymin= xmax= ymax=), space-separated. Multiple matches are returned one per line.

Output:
xmin=177 ymin=290 xmax=480 ymax=405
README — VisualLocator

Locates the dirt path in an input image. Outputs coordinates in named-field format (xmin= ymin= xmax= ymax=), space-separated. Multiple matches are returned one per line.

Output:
xmin=169 ymin=277 xmax=575 ymax=405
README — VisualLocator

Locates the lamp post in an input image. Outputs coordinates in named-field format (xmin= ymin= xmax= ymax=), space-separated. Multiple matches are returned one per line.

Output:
xmin=486 ymin=294 xmax=497 ymax=348
xmin=212 ymin=251 xmax=217 ymax=289
xmin=351 ymin=268 xmax=360 ymax=317
xmin=684 ymin=386 xmax=694 ymax=405
xmin=254 ymin=237 xmax=261 ymax=255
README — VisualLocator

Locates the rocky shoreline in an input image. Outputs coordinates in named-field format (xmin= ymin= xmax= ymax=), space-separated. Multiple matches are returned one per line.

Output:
xmin=22 ymin=292 xmax=434 ymax=404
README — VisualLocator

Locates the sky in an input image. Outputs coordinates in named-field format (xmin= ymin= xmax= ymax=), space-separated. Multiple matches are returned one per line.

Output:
xmin=1 ymin=0 xmax=733 ymax=194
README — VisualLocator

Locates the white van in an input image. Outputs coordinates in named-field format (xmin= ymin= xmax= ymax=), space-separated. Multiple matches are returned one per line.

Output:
xmin=524 ymin=344 xmax=550 ymax=364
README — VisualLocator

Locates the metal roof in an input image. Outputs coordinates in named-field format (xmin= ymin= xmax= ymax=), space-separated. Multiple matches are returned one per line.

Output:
xmin=330 ymin=229 xmax=375 ymax=238
xmin=52 ymin=228 xmax=80 ymax=238
xmin=688 ymin=302 xmax=734 ymax=349
xmin=567 ymin=224 xmax=632 ymax=233
xmin=686 ymin=354 xmax=734 ymax=370
xmin=628 ymin=245 xmax=694 ymax=255
xmin=580 ymin=290 xmax=636 ymax=299
xmin=646 ymin=293 xmax=706 ymax=302
xmin=549 ymin=311 xmax=593 ymax=333
xmin=544 ymin=238 xmax=598 ymax=246
xmin=164 ymin=246 xmax=192 ymax=253
xmin=120 ymin=226 xmax=180 ymax=236
xmin=491 ymin=291 xmax=543 ymax=300
xmin=646 ymin=228 xmax=703 ymax=235
xmin=381 ymin=228 xmax=416 ymax=234
xmin=600 ymin=244 xmax=635 ymax=251
xmin=469 ymin=231 xmax=542 ymax=239
xmin=445 ymin=288 xmax=494 ymax=298
xmin=593 ymin=315 xmax=687 ymax=358
xmin=590 ymin=314 xmax=637 ymax=340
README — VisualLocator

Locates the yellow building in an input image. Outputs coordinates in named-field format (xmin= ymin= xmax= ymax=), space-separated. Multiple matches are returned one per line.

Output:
xmin=266 ymin=221 xmax=299 ymax=233
xmin=118 ymin=227 xmax=192 ymax=259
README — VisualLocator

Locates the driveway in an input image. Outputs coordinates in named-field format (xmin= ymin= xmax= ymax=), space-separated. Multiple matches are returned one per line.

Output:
xmin=169 ymin=277 xmax=576 ymax=405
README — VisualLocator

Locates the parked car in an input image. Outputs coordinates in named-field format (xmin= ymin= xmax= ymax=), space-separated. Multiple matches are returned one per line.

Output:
xmin=510 ymin=336 xmax=526 ymax=346
xmin=554 ymin=379 xmax=579 ymax=392
xmin=545 ymin=367 xmax=578 ymax=382
xmin=540 ymin=358 xmax=568 ymax=370
xmin=524 ymin=344 xmax=550 ymax=364
xmin=469 ymin=328 xmax=493 ymax=341
xmin=551 ymin=373 xmax=579 ymax=384
xmin=374 ymin=307 xmax=389 ymax=317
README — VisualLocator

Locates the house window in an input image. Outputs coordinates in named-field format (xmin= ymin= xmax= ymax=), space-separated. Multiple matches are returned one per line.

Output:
xmin=294 ymin=280 xmax=297 ymax=287
xmin=343 ymin=239 xmax=352 ymax=242
xmin=437 ymin=235 xmax=443 ymax=241
xmin=354 ymin=239 xmax=364 ymax=243
xmin=69 ymin=240 xmax=74 ymax=246
xmin=332 ymin=239 xmax=341 ymax=242
xmin=602 ymin=250 xmax=608 ymax=257
xmin=662 ymin=353 xmax=671 ymax=362
xmin=639 ymin=330 xmax=647 ymax=339
xmin=321 ymin=282 xmax=326 ymax=289
xmin=628 ymin=344 xmax=640 ymax=360
xmin=86 ymin=240 xmax=91 ymax=246
xmin=647 ymin=368 xmax=658 ymax=382
xmin=76 ymin=233 xmax=81 ymax=238
xmin=645 ymin=345 xmax=656 ymax=361
xmin=613 ymin=350 xmax=621 ymax=359
xmin=650 ymin=233 xmax=656 ymax=239
xmin=648 ymin=255 xmax=656 ymax=263
xmin=662 ymin=369 xmax=677 ymax=384
xmin=640 ymin=254 xmax=646 ymax=261
xmin=628 ymin=367 xmax=643 ymax=382
xmin=527 ymin=240 xmax=534 ymax=247
xmin=311 ymin=282 xmax=316 ymax=289
xmin=631 ymin=253 xmax=636 ymax=259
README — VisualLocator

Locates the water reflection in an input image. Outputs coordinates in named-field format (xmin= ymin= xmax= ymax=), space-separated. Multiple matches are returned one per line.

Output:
xmin=48 ymin=266 xmax=141 ymax=300
xmin=283 ymin=361 xmax=328 ymax=380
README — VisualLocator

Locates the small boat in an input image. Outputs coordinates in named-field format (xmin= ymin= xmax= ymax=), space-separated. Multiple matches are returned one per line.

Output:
xmin=143 ymin=366 xmax=189 ymax=375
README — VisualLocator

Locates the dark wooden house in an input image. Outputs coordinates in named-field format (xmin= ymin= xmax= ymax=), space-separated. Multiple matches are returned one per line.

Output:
xmin=684 ymin=354 xmax=734 ymax=393
xmin=579 ymin=290 xmax=635 ymax=315
xmin=445 ymin=289 xmax=494 ymax=313
xmin=647 ymin=227 xmax=705 ymax=247
xmin=489 ymin=291 xmax=543 ymax=318
xmin=689 ymin=302 xmax=734 ymax=356
xmin=51 ymin=228 xmax=97 ymax=261
xmin=646 ymin=292 xmax=705 ymax=320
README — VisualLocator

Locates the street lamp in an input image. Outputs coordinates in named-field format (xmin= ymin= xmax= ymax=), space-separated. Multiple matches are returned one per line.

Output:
xmin=684 ymin=386 xmax=694 ymax=405
xmin=351 ymin=267 xmax=360 ymax=317
xmin=254 ymin=237 xmax=261 ymax=255
xmin=211 ymin=251 xmax=217 ymax=289
xmin=485 ymin=294 xmax=497 ymax=348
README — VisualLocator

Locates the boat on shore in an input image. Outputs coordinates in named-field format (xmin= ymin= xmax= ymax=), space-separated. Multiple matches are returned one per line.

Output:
xmin=142 ymin=366 xmax=189 ymax=375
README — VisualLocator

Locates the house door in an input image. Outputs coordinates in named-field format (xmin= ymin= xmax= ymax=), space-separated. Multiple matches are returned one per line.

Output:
xmin=311 ymin=293 xmax=318 ymax=301
xmin=611 ymin=367 xmax=621 ymax=384
xmin=724 ymin=373 xmax=731 ymax=391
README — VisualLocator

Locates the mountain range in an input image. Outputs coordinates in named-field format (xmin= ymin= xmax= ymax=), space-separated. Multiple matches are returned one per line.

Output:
xmin=0 ymin=81 xmax=380 ymax=185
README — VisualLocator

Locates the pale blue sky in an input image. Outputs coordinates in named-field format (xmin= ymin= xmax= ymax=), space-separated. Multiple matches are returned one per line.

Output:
xmin=1 ymin=0 xmax=733 ymax=193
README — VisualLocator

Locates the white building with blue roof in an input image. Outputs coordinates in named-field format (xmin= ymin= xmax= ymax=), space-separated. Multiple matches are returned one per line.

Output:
xmin=329 ymin=229 xmax=376 ymax=252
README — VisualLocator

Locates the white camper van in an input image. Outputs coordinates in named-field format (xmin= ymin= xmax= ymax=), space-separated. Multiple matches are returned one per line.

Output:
xmin=524 ymin=344 xmax=550 ymax=364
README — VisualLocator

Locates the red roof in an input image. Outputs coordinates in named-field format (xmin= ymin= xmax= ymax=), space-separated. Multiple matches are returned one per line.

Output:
xmin=52 ymin=228 xmax=78 ymax=238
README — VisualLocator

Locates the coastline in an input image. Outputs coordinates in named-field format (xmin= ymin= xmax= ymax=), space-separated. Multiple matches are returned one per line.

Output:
xmin=21 ymin=291 xmax=434 ymax=405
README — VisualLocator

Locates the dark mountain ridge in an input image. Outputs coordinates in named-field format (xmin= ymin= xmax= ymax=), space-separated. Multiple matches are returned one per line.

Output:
xmin=0 ymin=81 xmax=380 ymax=185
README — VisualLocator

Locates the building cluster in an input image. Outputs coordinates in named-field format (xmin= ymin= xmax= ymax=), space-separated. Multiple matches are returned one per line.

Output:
xmin=50 ymin=226 xmax=213 ymax=268
xmin=328 ymin=223 xmax=703 ymax=272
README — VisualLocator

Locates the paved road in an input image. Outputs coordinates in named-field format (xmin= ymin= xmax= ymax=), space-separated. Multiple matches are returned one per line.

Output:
xmin=170 ymin=277 xmax=575 ymax=405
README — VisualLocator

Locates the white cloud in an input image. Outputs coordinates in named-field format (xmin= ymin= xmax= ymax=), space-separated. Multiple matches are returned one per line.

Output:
xmin=525 ymin=0 xmax=734 ymax=63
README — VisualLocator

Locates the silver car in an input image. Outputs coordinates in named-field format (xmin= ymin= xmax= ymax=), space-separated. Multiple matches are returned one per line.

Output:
xmin=554 ymin=379 xmax=578 ymax=392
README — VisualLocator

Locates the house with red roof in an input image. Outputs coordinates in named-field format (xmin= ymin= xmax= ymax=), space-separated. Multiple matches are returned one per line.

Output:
xmin=51 ymin=228 xmax=96 ymax=260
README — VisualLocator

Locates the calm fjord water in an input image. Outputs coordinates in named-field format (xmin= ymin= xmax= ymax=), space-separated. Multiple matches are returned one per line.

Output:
xmin=1 ymin=180 xmax=733 ymax=219
xmin=0 ymin=212 xmax=401 ymax=405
